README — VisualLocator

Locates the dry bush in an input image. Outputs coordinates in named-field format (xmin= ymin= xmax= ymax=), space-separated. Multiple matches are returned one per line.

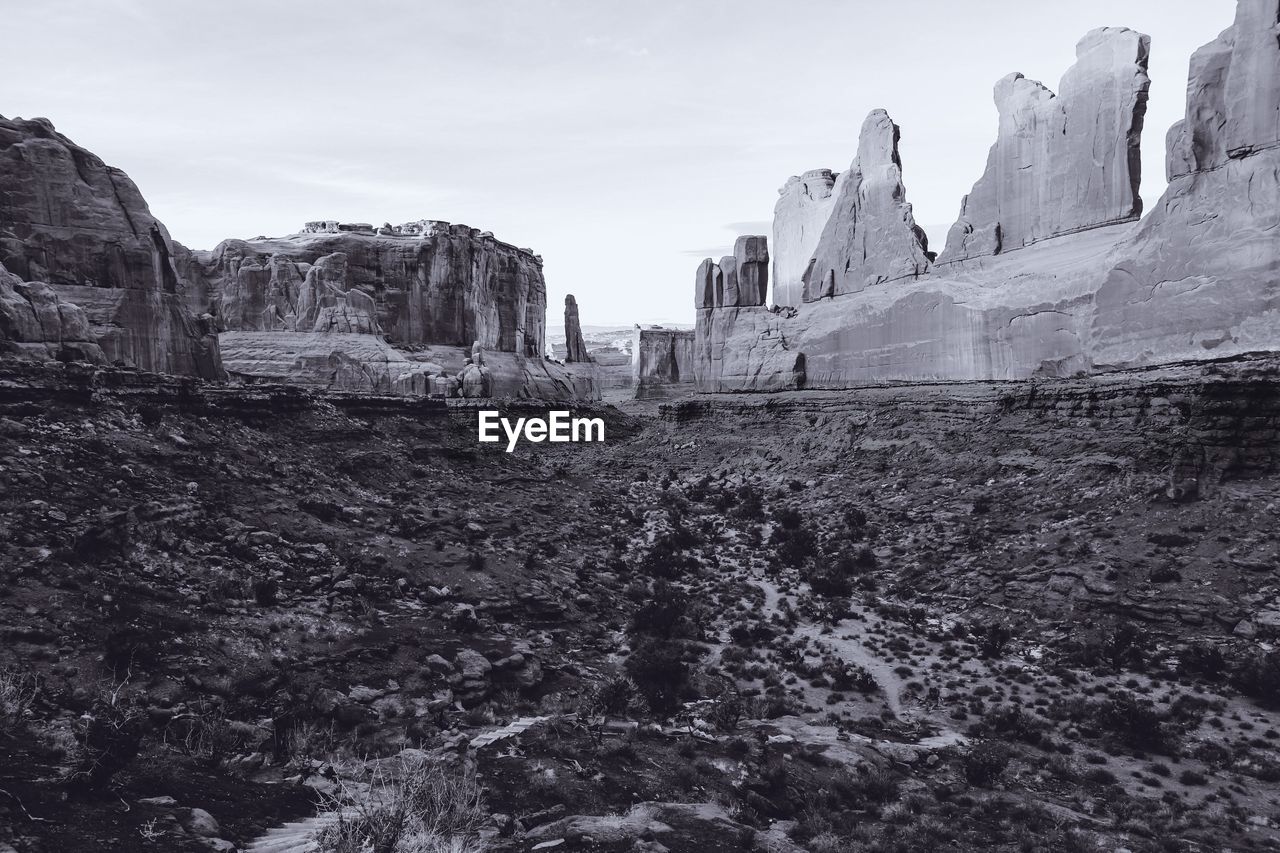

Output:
xmin=317 ymin=757 xmax=486 ymax=853
xmin=0 ymin=667 xmax=38 ymax=730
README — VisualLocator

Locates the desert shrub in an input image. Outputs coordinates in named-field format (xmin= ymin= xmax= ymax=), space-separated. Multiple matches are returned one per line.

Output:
xmin=826 ymin=765 xmax=900 ymax=818
xmin=1179 ymin=642 xmax=1228 ymax=682
xmin=1090 ymin=692 xmax=1178 ymax=754
xmin=629 ymin=580 xmax=687 ymax=639
xmin=625 ymin=639 xmax=695 ymax=716
xmin=975 ymin=622 xmax=1013 ymax=659
xmin=636 ymin=532 xmax=698 ymax=580
xmin=66 ymin=693 xmax=147 ymax=790
xmin=318 ymin=758 xmax=485 ymax=853
xmin=587 ymin=675 xmax=637 ymax=719
xmin=803 ymin=560 xmax=852 ymax=598
xmin=707 ymin=692 xmax=745 ymax=732
xmin=1231 ymin=649 xmax=1280 ymax=708
xmin=0 ymin=667 xmax=37 ymax=731
xmin=164 ymin=703 xmax=243 ymax=769
xmin=770 ymin=506 xmax=817 ymax=568
xmin=732 ymin=484 xmax=765 ymax=522
xmin=1069 ymin=620 xmax=1149 ymax=673
xmin=963 ymin=741 xmax=1011 ymax=787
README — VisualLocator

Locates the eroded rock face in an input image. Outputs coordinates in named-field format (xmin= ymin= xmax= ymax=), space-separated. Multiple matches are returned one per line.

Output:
xmin=941 ymin=28 xmax=1151 ymax=262
xmin=564 ymin=295 xmax=591 ymax=363
xmin=632 ymin=326 xmax=695 ymax=398
xmin=1092 ymin=0 xmax=1280 ymax=369
xmin=694 ymin=6 xmax=1278 ymax=390
xmin=772 ymin=169 xmax=839 ymax=308
xmin=803 ymin=110 xmax=931 ymax=301
xmin=0 ymin=262 xmax=105 ymax=363
xmin=192 ymin=221 xmax=546 ymax=357
xmin=0 ymin=116 xmax=224 ymax=379
xmin=694 ymin=236 xmax=770 ymax=310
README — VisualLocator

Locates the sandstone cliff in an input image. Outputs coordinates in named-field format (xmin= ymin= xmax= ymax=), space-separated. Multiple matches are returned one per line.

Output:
xmin=192 ymin=220 xmax=546 ymax=356
xmin=803 ymin=110 xmax=932 ymax=301
xmin=0 ymin=262 xmax=105 ymax=363
xmin=0 ymin=116 xmax=224 ymax=379
xmin=771 ymin=169 xmax=839 ymax=308
xmin=941 ymin=28 xmax=1151 ymax=262
xmin=692 ymin=2 xmax=1279 ymax=391
xmin=184 ymin=220 xmax=595 ymax=399
xmin=632 ymin=326 xmax=695 ymax=399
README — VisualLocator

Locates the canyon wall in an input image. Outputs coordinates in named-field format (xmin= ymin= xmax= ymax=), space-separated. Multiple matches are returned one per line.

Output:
xmin=632 ymin=326 xmax=696 ymax=399
xmin=771 ymin=169 xmax=838 ymax=308
xmin=0 ymin=118 xmax=593 ymax=399
xmin=803 ymin=110 xmax=933 ymax=301
xmin=693 ymin=0 xmax=1280 ymax=392
xmin=0 ymin=116 xmax=224 ymax=379
xmin=941 ymin=27 xmax=1152 ymax=262
xmin=184 ymin=221 xmax=597 ymax=398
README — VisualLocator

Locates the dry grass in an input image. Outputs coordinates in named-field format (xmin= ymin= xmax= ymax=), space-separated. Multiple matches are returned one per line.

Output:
xmin=317 ymin=757 xmax=487 ymax=853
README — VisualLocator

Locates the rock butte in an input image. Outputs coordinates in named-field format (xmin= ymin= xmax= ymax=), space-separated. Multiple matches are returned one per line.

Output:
xmin=632 ymin=326 xmax=696 ymax=399
xmin=690 ymin=0 xmax=1280 ymax=393
xmin=0 ymin=120 xmax=596 ymax=399
xmin=0 ymin=116 xmax=224 ymax=380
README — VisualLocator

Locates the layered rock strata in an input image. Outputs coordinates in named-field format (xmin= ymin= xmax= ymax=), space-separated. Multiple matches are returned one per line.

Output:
xmin=0 ymin=262 xmax=105 ymax=363
xmin=941 ymin=28 xmax=1152 ymax=262
xmin=802 ymin=110 xmax=933 ymax=301
xmin=771 ymin=169 xmax=839 ymax=308
xmin=0 ymin=116 xmax=224 ymax=379
xmin=191 ymin=222 xmax=546 ymax=356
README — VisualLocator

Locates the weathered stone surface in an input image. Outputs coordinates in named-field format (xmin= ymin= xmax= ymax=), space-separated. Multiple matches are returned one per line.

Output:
xmin=0 ymin=115 xmax=224 ymax=379
xmin=192 ymin=221 xmax=546 ymax=356
xmin=803 ymin=110 xmax=932 ymax=301
xmin=217 ymin=332 xmax=597 ymax=399
xmin=694 ymin=305 xmax=805 ymax=393
xmin=631 ymin=326 xmax=695 ymax=398
xmin=0 ymin=262 xmax=105 ymax=363
xmin=941 ymin=28 xmax=1151 ymax=262
xmin=694 ymin=6 xmax=1279 ymax=390
xmin=772 ymin=169 xmax=839 ymax=308
xmin=694 ymin=236 xmax=769 ymax=310
xmin=563 ymin=295 xmax=591 ymax=363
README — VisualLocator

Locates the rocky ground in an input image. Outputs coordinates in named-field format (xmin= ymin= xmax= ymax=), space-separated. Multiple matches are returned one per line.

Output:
xmin=1 ymin=357 xmax=1279 ymax=853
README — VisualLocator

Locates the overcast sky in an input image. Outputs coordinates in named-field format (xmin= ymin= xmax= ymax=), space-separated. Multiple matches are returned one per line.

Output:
xmin=2 ymin=0 xmax=1235 ymax=325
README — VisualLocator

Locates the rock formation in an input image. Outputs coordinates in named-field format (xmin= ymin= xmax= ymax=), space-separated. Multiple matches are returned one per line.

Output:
xmin=691 ymin=3 xmax=1279 ymax=391
xmin=0 ymin=116 xmax=224 ymax=379
xmin=182 ymin=221 xmax=596 ymax=399
xmin=192 ymin=221 xmax=546 ymax=355
xmin=0 ymin=262 xmax=105 ymax=363
xmin=941 ymin=28 xmax=1151 ymax=262
xmin=802 ymin=110 xmax=932 ymax=301
xmin=632 ymin=326 xmax=695 ymax=398
xmin=564 ymin=295 xmax=591 ymax=363
xmin=771 ymin=169 xmax=839 ymax=308
xmin=695 ymin=236 xmax=770 ymax=310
